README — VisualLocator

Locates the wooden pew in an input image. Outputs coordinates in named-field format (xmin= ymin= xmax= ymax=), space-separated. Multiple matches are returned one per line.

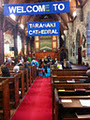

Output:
xmin=28 ymin=66 xmax=32 ymax=86
xmin=51 ymin=69 xmax=87 ymax=76
xmin=51 ymin=76 xmax=88 ymax=82
xmin=51 ymin=76 xmax=88 ymax=120
xmin=0 ymin=79 xmax=10 ymax=120
xmin=9 ymin=70 xmax=25 ymax=98
xmin=8 ymin=65 xmax=37 ymax=85
xmin=34 ymin=65 xmax=37 ymax=79
xmin=54 ymin=88 xmax=90 ymax=120
xmin=51 ymin=76 xmax=88 ymax=97
xmin=31 ymin=66 xmax=35 ymax=83
xmin=15 ymin=71 xmax=25 ymax=98
xmin=0 ymin=74 xmax=19 ymax=108
xmin=8 ymin=67 xmax=29 ymax=92
xmin=21 ymin=65 xmax=36 ymax=86
xmin=8 ymin=66 xmax=23 ymax=70
xmin=22 ymin=69 xmax=29 ymax=91
xmin=53 ymin=83 xmax=90 ymax=91
xmin=8 ymin=66 xmax=31 ymax=91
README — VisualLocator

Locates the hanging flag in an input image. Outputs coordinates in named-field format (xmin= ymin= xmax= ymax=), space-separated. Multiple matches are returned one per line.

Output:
xmin=4 ymin=1 xmax=70 ymax=16
xmin=27 ymin=21 xmax=60 ymax=36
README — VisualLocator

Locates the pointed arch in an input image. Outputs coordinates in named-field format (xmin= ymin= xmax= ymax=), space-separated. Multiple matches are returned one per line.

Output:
xmin=76 ymin=29 xmax=82 ymax=64
xmin=87 ymin=12 xmax=90 ymax=57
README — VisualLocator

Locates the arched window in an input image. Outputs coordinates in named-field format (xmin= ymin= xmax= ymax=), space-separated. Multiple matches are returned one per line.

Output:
xmin=87 ymin=12 xmax=90 ymax=57
xmin=17 ymin=35 xmax=22 ymax=54
xmin=76 ymin=29 xmax=80 ymax=55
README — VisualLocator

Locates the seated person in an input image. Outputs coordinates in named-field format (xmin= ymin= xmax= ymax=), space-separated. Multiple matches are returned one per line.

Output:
xmin=67 ymin=61 xmax=72 ymax=69
xmin=44 ymin=56 xmax=49 ymax=65
xmin=63 ymin=60 xmax=72 ymax=69
xmin=83 ymin=67 xmax=90 ymax=76
xmin=27 ymin=56 xmax=31 ymax=63
xmin=26 ymin=61 xmax=31 ymax=66
xmin=42 ymin=68 xmax=46 ymax=77
xmin=50 ymin=58 xmax=55 ymax=65
xmin=43 ymin=56 xmax=49 ymax=73
xmin=39 ymin=59 xmax=42 ymax=68
xmin=1 ymin=66 xmax=13 ymax=77
xmin=44 ymin=64 xmax=47 ymax=73
xmin=57 ymin=62 xmax=63 ymax=69
xmin=84 ymin=69 xmax=90 ymax=83
xmin=16 ymin=60 xmax=24 ymax=66
xmin=55 ymin=58 xmax=58 ymax=64
xmin=31 ymin=60 xmax=39 ymax=68
xmin=23 ymin=62 xmax=29 ymax=69
xmin=6 ymin=56 xmax=12 ymax=65
xmin=31 ymin=60 xmax=39 ymax=76
xmin=13 ymin=66 xmax=19 ymax=73
xmin=47 ymin=54 xmax=51 ymax=61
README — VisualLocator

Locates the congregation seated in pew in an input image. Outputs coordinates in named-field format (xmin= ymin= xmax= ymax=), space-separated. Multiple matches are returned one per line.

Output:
xmin=63 ymin=59 xmax=72 ymax=69
xmin=0 ymin=65 xmax=13 ymax=77
xmin=13 ymin=66 xmax=19 ymax=73
xmin=57 ymin=61 xmax=63 ymax=69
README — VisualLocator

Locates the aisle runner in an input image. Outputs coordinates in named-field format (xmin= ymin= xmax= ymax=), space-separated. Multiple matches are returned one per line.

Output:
xmin=11 ymin=77 xmax=52 ymax=120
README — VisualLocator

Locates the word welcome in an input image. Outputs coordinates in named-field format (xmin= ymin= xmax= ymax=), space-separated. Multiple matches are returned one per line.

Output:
xmin=4 ymin=1 xmax=70 ymax=16
xmin=27 ymin=21 xmax=59 ymax=36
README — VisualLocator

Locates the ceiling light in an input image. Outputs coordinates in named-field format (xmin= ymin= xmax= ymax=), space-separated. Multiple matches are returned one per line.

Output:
xmin=20 ymin=24 xmax=24 ymax=29
xmin=3 ymin=32 xmax=5 ymax=35
xmin=73 ymin=11 xmax=77 ymax=17
xmin=61 ymin=35 xmax=64 ymax=39
xmin=64 ymin=30 xmax=67 ymax=36
xmin=10 ymin=14 xmax=16 ymax=21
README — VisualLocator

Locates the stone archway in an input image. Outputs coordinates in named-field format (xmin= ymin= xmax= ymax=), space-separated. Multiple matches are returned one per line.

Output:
xmin=76 ymin=29 xmax=82 ymax=64
xmin=59 ymin=46 xmax=68 ymax=62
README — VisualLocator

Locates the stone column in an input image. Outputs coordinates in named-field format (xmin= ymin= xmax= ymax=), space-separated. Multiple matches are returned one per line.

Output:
xmin=21 ymin=32 xmax=25 ymax=55
xmin=26 ymin=36 xmax=30 ymax=56
xmin=76 ymin=7 xmax=83 ymax=21
xmin=0 ymin=15 xmax=4 ymax=64
xmin=67 ymin=22 xmax=73 ymax=61
xmin=67 ymin=22 xmax=73 ymax=35
xmin=13 ymin=25 xmax=18 ymax=63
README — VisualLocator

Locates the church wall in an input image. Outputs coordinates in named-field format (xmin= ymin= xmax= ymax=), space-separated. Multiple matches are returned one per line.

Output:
xmin=66 ymin=1 xmax=90 ymax=66
xmin=4 ymin=34 xmax=14 ymax=57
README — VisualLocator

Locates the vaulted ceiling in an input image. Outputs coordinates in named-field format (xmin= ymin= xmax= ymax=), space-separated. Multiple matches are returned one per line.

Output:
xmin=2 ymin=0 xmax=88 ymax=35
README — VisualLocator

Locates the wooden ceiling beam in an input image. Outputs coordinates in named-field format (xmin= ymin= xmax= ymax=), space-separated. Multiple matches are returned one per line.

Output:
xmin=75 ymin=0 xmax=80 ymax=7
xmin=16 ymin=16 xmax=22 ymax=22
xmin=66 ymin=13 xmax=73 ymax=22
xmin=55 ymin=14 xmax=66 ymax=33
xmin=78 ymin=0 xmax=82 ymax=5
xmin=81 ymin=0 xmax=88 ymax=7
xmin=75 ymin=0 xmax=88 ymax=7
xmin=4 ymin=0 xmax=9 ymax=4
xmin=57 ymin=13 xmax=68 ymax=29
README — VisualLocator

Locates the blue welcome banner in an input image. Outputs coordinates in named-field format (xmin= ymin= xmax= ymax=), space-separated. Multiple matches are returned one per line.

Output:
xmin=4 ymin=1 xmax=70 ymax=16
xmin=27 ymin=21 xmax=60 ymax=36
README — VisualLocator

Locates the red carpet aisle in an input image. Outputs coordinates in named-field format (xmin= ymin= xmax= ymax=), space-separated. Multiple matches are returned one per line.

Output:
xmin=11 ymin=77 xmax=52 ymax=120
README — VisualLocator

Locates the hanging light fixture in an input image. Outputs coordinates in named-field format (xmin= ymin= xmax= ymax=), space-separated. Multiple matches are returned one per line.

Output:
xmin=10 ymin=14 xmax=16 ymax=21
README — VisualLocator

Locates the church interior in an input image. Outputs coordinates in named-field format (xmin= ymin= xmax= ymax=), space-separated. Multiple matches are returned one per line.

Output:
xmin=0 ymin=0 xmax=90 ymax=120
